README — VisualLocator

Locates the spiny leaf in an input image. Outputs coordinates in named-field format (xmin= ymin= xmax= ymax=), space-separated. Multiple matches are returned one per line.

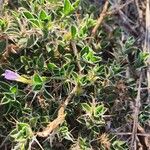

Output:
xmin=63 ymin=0 xmax=74 ymax=16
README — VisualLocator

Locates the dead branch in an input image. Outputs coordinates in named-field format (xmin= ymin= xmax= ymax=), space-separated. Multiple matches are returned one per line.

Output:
xmin=91 ymin=0 xmax=135 ymax=38
xmin=107 ymin=0 xmax=134 ymax=15
xmin=64 ymin=84 xmax=78 ymax=107
xmin=130 ymin=72 xmax=142 ymax=150
xmin=37 ymin=85 xmax=77 ymax=137
xmin=144 ymin=0 xmax=150 ymax=103
xmin=91 ymin=0 xmax=109 ymax=37
xmin=36 ymin=105 xmax=65 ymax=137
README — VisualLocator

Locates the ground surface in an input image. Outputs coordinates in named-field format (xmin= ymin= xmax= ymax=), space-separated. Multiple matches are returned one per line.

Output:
xmin=0 ymin=0 xmax=150 ymax=150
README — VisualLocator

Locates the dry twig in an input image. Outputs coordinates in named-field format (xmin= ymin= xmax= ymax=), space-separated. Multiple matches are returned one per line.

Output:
xmin=37 ymin=85 xmax=77 ymax=137
xmin=91 ymin=0 xmax=109 ymax=37
xmin=115 ymin=125 xmax=150 ymax=149
xmin=107 ymin=0 xmax=134 ymax=15
xmin=130 ymin=72 xmax=142 ymax=150
xmin=36 ymin=105 xmax=66 ymax=137
xmin=91 ymin=0 xmax=135 ymax=38
xmin=144 ymin=0 xmax=150 ymax=103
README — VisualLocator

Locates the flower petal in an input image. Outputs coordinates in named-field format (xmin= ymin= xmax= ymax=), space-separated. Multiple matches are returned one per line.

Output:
xmin=2 ymin=70 xmax=20 ymax=81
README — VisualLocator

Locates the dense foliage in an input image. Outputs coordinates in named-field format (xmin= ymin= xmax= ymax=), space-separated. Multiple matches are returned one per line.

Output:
xmin=0 ymin=0 xmax=149 ymax=149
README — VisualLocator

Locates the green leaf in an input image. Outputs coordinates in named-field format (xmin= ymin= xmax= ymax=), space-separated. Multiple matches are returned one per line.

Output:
xmin=125 ymin=36 xmax=135 ymax=49
xmin=0 ymin=81 xmax=10 ymax=91
xmin=1 ymin=96 xmax=11 ymax=105
xmin=94 ymin=104 xmax=107 ymax=117
xmin=23 ymin=11 xmax=34 ymax=19
xmin=27 ymin=34 xmax=38 ymax=47
xmin=37 ymin=54 xmax=45 ymax=69
xmin=4 ymin=93 xmax=14 ymax=99
xmin=63 ymin=0 xmax=74 ymax=16
xmin=43 ymin=88 xmax=54 ymax=99
xmin=71 ymin=25 xmax=77 ymax=39
xmin=29 ymin=117 xmax=38 ymax=128
xmin=39 ymin=10 xmax=49 ymax=21
xmin=66 ymin=64 xmax=75 ymax=75
xmin=29 ymin=19 xmax=41 ymax=28
xmin=0 ymin=19 xmax=7 ymax=30
xmin=20 ymin=56 xmax=30 ymax=65
xmin=112 ymin=140 xmax=126 ymax=150
xmin=72 ymin=0 xmax=80 ymax=9
xmin=33 ymin=84 xmax=43 ymax=91
xmin=0 ymin=40 xmax=6 ymax=53
xmin=10 ymin=85 xmax=18 ymax=94
xmin=47 ymin=63 xmax=58 ymax=71
xmin=71 ymin=71 xmax=78 ymax=81
xmin=38 ymin=0 xmax=45 ymax=4
xmin=81 ymin=46 xmax=101 ymax=64
xmin=18 ymin=38 xmax=28 ymax=47
xmin=33 ymin=74 xmax=43 ymax=84
xmin=81 ymin=103 xmax=91 ymax=113
xmin=11 ymin=123 xmax=33 ymax=142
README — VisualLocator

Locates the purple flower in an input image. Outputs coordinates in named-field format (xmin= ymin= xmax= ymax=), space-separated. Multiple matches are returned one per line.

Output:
xmin=2 ymin=70 xmax=20 ymax=81
xmin=2 ymin=70 xmax=32 ymax=84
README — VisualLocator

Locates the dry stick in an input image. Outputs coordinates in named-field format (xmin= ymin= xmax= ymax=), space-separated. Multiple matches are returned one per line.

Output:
xmin=134 ymin=0 xmax=143 ymax=21
xmin=130 ymin=72 xmax=142 ymax=150
xmin=37 ymin=85 xmax=78 ymax=137
xmin=37 ymin=40 xmax=81 ymax=137
xmin=95 ymin=0 xmax=134 ymax=39
xmin=63 ymin=40 xmax=83 ymax=109
xmin=107 ymin=0 xmax=134 ymax=15
xmin=108 ymin=0 xmax=138 ymax=36
xmin=102 ymin=1 xmax=134 ymax=38
xmin=91 ymin=0 xmax=134 ymax=38
xmin=147 ymin=68 xmax=150 ymax=102
xmin=115 ymin=132 xmax=150 ymax=137
xmin=91 ymin=0 xmax=109 ymax=37
xmin=64 ymin=40 xmax=83 ymax=106
xmin=144 ymin=0 xmax=150 ymax=103
xmin=64 ymin=84 xmax=78 ymax=107
xmin=117 ymin=9 xmax=138 ymax=36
